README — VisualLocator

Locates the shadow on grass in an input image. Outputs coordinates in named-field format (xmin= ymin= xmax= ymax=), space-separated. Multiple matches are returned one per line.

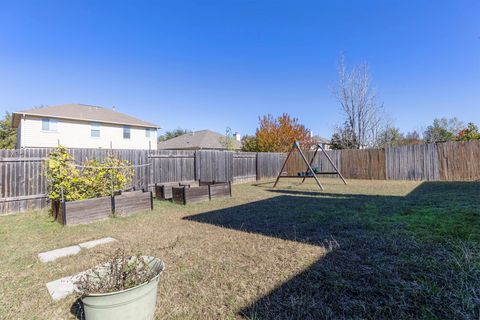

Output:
xmin=184 ymin=182 xmax=480 ymax=319
xmin=70 ymin=298 xmax=84 ymax=320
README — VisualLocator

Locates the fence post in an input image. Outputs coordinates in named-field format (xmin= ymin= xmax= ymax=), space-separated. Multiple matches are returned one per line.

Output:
xmin=255 ymin=153 xmax=259 ymax=181
xmin=194 ymin=150 xmax=198 ymax=181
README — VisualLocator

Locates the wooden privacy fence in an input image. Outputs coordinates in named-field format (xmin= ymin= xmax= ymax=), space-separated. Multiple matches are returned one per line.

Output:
xmin=1 ymin=140 xmax=480 ymax=215
xmin=385 ymin=143 xmax=440 ymax=181
xmin=437 ymin=140 xmax=480 ymax=181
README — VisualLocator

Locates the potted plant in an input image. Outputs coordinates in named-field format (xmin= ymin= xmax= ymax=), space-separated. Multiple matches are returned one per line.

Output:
xmin=75 ymin=249 xmax=165 ymax=320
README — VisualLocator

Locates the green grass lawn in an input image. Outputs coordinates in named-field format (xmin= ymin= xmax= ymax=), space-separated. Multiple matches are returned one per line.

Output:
xmin=0 ymin=179 xmax=479 ymax=319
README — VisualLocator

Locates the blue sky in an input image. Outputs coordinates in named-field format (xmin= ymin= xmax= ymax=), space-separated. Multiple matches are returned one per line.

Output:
xmin=0 ymin=0 xmax=479 ymax=138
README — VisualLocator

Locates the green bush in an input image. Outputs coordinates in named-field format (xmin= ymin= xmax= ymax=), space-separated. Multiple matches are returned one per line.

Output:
xmin=46 ymin=146 xmax=134 ymax=202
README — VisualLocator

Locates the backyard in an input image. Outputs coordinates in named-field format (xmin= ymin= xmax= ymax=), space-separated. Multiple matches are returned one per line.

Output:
xmin=0 ymin=178 xmax=479 ymax=319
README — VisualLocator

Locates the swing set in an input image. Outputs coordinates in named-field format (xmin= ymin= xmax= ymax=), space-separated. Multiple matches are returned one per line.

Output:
xmin=273 ymin=141 xmax=347 ymax=191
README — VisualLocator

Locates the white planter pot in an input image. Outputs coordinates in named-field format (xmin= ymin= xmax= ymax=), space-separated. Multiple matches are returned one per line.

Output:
xmin=81 ymin=257 xmax=164 ymax=320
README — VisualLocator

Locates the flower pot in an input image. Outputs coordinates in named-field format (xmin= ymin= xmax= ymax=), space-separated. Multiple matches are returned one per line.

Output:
xmin=81 ymin=257 xmax=164 ymax=320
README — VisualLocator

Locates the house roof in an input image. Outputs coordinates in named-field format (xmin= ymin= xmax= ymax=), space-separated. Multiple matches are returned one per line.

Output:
xmin=12 ymin=104 xmax=159 ymax=128
xmin=313 ymin=135 xmax=331 ymax=145
xmin=157 ymin=130 xmax=241 ymax=150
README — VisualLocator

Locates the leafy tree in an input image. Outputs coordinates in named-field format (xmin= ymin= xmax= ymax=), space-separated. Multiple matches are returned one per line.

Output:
xmin=401 ymin=131 xmax=424 ymax=145
xmin=253 ymin=113 xmax=314 ymax=152
xmin=241 ymin=135 xmax=260 ymax=152
xmin=456 ymin=122 xmax=480 ymax=141
xmin=158 ymin=128 xmax=190 ymax=142
xmin=423 ymin=117 xmax=464 ymax=143
xmin=330 ymin=123 xmax=356 ymax=150
xmin=376 ymin=126 xmax=404 ymax=148
xmin=219 ymin=127 xmax=237 ymax=150
xmin=0 ymin=112 xmax=17 ymax=149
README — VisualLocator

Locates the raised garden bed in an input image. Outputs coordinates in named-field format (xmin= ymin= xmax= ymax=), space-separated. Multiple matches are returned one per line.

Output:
xmin=208 ymin=181 xmax=232 ymax=199
xmin=172 ymin=181 xmax=232 ymax=205
xmin=172 ymin=185 xmax=210 ymax=205
xmin=56 ymin=196 xmax=112 ymax=226
xmin=155 ymin=181 xmax=198 ymax=200
xmin=114 ymin=190 xmax=153 ymax=217
xmin=53 ymin=190 xmax=154 ymax=225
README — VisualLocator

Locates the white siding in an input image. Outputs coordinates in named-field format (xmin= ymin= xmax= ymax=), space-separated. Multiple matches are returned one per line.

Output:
xmin=18 ymin=116 xmax=157 ymax=150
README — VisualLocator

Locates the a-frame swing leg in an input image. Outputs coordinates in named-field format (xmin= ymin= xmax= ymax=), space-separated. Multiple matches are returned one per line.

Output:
xmin=301 ymin=146 xmax=319 ymax=184
xmin=318 ymin=144 xmax=347 ymax=185
xmin=296 ymin=144 xmax=324 ymax=190
xmin=273 ymin=142 xmax=296 ymax=188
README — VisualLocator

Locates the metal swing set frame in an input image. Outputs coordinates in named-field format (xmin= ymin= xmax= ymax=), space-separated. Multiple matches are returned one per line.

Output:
xmin=273 ymin=141 xmax=347 ymax=191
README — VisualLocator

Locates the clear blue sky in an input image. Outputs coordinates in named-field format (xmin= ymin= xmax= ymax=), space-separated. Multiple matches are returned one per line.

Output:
xmin=0 ymin=0 xmax=479 ymax=138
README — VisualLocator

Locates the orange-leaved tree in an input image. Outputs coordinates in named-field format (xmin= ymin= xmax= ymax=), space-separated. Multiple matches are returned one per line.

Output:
xmin=250 ymin=113 xmax=314 ymax=152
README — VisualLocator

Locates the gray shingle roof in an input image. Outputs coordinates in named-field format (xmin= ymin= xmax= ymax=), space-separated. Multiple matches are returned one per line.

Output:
xmin=158 ymin=130 xmax=241 ymax=150
xmin=313 ymin=135 xmax=331 ymax=144
xmin=12 ymin=104 xmax=159 ymax=128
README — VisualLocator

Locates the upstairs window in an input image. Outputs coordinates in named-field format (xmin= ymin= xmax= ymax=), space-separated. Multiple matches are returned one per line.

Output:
xmin=145 ymin=128 xmax=153 ymax=138
xmin=91 ymin=123 xmax=100 ymax=138
xmin=123 ymin=126 xmax=131 ymax=139
xmin=42 ymin=118 xmax=58 ymax=132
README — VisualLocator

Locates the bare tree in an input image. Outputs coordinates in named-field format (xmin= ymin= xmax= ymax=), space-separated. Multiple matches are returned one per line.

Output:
xmin=219 ymin=127 xmax=237 ymax=150
xmin=332 ymin=55 xmax=386 ymax=149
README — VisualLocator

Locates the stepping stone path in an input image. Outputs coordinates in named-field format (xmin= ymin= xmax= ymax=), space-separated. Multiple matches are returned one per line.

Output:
xmin=42 ymin=237 xmax=117 ymax=300
xmin=38 ymin=237 xmax=116 ymax=263
xmin=38 ymin=245 xmax=81 ymax=263
xmin=47 ymin=274 xmax=83 ymax=301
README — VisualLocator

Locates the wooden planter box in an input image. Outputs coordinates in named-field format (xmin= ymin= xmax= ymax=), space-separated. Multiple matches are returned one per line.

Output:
xmin=208 ymin=181 xmax=232 ymax=199
xmin=155 ymin=181 xmax=198 ymax=200
xmin=57 ymin=196 xmax=112 ymax=226
xmin=172 ymin=185 xmax=210 ymax=205
xmin=114 ymin=190 xmax=153 ymax=217
xmin=172 ymin=181 xmax=232 ymax=205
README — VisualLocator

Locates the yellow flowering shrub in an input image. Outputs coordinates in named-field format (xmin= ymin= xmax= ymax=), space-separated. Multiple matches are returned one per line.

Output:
xmin=46 ymin=146 xmax=134 ymax=202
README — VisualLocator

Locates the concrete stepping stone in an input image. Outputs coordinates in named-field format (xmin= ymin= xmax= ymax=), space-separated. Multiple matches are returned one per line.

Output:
xmin=46 ymin=273 xmax=83 ymax=301
xmin=38 ymin=237 xmax=117 ymax=263
xmin=79 ymin=237 xmax=116 ymax=249
xmin=38 ymin=245 xmax=81 ymax=263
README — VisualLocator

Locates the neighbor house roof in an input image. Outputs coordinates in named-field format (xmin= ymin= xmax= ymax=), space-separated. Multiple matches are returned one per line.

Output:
xmin=313 ymin=135 xmax=331 ymax=145
xmin=157 ymin=130 xmax=241 ymax=150
xmin=12 ymin=104 xmax=159 ymax=128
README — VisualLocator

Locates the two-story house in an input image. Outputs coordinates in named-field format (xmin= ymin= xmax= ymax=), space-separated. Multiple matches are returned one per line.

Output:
xmin=12 ymin=104 xmax=159 ymax=150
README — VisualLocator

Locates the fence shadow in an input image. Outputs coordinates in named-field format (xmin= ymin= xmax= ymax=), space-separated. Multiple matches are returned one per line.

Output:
xmin=184 ymin=181 xmax=480 ymax=319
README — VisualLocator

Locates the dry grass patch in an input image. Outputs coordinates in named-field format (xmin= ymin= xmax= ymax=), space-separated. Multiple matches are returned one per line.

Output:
xmin=0 ymin=179 xmax=479 ymax=319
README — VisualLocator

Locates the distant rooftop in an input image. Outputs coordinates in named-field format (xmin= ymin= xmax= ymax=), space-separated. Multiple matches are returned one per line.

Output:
xmin=313 ymin=135 xmax=331 ymax=145
xmin=158 ymin=130 xmax=241 ymax=150
xmin=12 ymin=103 xmax=159 ymax=128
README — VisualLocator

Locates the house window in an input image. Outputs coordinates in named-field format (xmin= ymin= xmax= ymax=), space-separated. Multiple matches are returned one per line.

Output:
xmin=123 ymin=126 xmax=131 ymax=139
xmin=145 ymin=128 xmax=152 ymax=138
xmin=91 ymin=123 xmax=100 ymax=138
xmin=42 ymin=118 xmax=58 ymax=132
